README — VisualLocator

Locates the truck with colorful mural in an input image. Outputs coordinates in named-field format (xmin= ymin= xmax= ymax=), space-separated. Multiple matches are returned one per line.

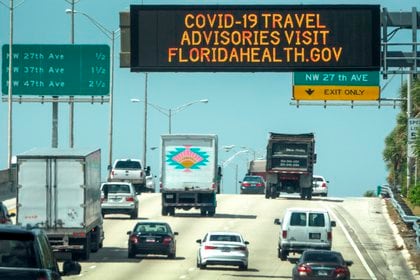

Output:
xmin=160 ymin=134 xmax=221 ymax=216
xmin=265 ymin=133 xmax=316 ymax=200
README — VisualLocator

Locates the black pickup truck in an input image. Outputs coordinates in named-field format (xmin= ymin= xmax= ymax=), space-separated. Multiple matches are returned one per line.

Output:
xmin=0 ymin=225 xmax=81 ymax=279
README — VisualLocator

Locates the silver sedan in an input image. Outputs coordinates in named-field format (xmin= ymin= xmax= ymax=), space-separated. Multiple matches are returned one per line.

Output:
xmin=196 ymin=231 xmax=249 ymax=270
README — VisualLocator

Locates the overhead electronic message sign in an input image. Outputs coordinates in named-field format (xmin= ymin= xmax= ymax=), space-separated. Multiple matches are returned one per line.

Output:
xmin=130 ymin=5 xmax=380 ymax=72
xmin=2 ymin=44 xmax=110 ymax=96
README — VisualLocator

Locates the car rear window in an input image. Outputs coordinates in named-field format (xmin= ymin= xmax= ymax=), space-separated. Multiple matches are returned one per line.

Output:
xmin=209 ymin=235 xmax=241 ymax=242
xmin=115 ymin=160 xmax=141 ymax=169
xmin=0 ymin=235 xmax=37 ymax=268
xmin=243 ymin=176 xmax=262 ymax=182
xmin=304 ymin=252 xmax=342 ymax=263
xmin=135 ymin=223 xmax=169 ymax=234
xmin=313 ymin=177 xmax=324 ymax=182
xmin=290 ymin=212 xmax=307 ymax=226
xmin=103 ymin=184 xmax=131 ymax=193
xmin=308 ymin=213 xmax=325 ymax=227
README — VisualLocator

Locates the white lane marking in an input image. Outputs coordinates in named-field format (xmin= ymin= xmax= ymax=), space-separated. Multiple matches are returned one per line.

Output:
xmin=188 ymin=267 xmax=195 ymax=272
xmin=89 ymin=265 xmax=96 ymax=270
xmin=327 ymin=206 xmax=377 ymax=280
xmin=179 ymin=275 xmax=187 ymax=279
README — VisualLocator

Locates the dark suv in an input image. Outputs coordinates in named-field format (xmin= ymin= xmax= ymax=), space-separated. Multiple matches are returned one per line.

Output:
xmin=0 ymin=225 xmax=81 ymax=279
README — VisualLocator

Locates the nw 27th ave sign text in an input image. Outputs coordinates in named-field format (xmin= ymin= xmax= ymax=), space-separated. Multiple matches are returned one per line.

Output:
xmin=130 ymin=5 xmax=380 ymax=72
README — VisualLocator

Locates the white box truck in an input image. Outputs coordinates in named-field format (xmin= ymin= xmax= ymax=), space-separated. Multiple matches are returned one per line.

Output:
xmin=15 ymin=148 xmax=105 ymax=260
xmin=160 ymin=134 xmax=221 ymax=217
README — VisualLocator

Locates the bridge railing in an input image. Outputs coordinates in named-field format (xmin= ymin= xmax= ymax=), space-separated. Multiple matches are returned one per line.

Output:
xmin=381 ymin=185 xmax=420 ymax=251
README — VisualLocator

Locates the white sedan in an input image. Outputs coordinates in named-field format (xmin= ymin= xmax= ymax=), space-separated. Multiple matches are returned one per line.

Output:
xmin=196 ymin=231 xmax=249 ymax=270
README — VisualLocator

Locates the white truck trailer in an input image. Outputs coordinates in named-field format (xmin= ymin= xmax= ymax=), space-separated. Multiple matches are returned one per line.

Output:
xmin=15 ymin=148 xmax=104 ymax=260
xmin=160 ymin=134 xmax=221 ymax=216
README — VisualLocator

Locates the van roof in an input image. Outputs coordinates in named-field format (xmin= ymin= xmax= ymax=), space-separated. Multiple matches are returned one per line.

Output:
xmin=285 ymin=207 xmax=330 ymax=213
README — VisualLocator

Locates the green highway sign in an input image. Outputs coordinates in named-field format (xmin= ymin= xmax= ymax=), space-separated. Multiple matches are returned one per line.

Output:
xmin=294 ymin=71 xmax=379 ymax=86
xmin=2 ymin=44 xmax=110 ymax=96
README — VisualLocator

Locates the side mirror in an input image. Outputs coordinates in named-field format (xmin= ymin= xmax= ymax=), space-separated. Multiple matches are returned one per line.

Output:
xmin=331 ymin=221 xmax=336 ymax=227
xmin=244 ymin=241 xmax=249 ymax=245
xmin=196 ymin=239 xmax=202 ymax=244
xmin=61 ymin=260 xmax=81 ymax=276
xmin=174 ymin=232 xmax=179 ymax=236
xmin=239 ymin=181 xmax=242 ymax=184
xmin=8 ymin=213 xmax=16 ymax=218
xmin=127 ymin=231 xmax=132 ymax=235
xmin=274 ymin=218 xmax=281 ymax=225
xmin=345 ymin=260 xmax=353 ymax=266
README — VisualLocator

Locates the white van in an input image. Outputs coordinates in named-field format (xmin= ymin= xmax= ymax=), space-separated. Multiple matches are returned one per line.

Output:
xmin=274 ymin=207 xmax=336 ymax=260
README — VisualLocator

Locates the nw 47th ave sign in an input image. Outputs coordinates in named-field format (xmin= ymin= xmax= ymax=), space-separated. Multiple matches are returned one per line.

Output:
xmin=293 ymin=71 xmax=380 ymax=100
xmin=2 ymin=44 xmax=110 ymax=96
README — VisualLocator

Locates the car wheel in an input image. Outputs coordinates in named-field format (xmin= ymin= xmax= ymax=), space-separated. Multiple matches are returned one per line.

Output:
xmin=200 ymin=209 xmax=206 ymax=216
xmin=168 ymin=251 xmax=176 ymax=259
xmin=199 ymin=263 xmax=206 ymax=269
xmin=239 ymin=264 xmax=248 ymax=270
xmin=280 ymin=249 xmax=288 ymax=261
xmin=130 ymin=209 xmax=138 ymax=219
xmin=161 ymin=207 xmax=168 ymax=216
xmin=128 ymin=249 xmax=136 ymax=258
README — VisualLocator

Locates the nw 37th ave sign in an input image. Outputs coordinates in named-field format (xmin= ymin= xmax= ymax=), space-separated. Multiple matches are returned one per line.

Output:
xmin=130 ymin=5 xmax=380 ymax=72
xmin=293 ymin=71 xmax=380 ymax=101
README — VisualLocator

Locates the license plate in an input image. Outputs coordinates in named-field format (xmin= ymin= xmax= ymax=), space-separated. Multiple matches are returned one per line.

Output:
xmin=146 ymin=238 xmax=155 ymax=243
xmin=166 ymin=194 xmax=174 ymax=199
xmin=221 ymin=247 xmax=231 ymax=252
xmin=309 ymin=233 xmax=321 ymax=239
xmin=317 ymin=270 xmax=328 ymax=276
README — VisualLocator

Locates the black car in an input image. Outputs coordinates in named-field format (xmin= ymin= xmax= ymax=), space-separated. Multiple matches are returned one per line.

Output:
xmin=239 ymin=175 xmax=265 ymax=194
xmin=0 ymin=225 xmax=80 ymax=279
xmin=290 ymin=250 xmax=353 ymax=280
xmin=0 ymin=202 xmax=15 ymax=224
xmin=127 ymin=221 xmax=178 ymax=259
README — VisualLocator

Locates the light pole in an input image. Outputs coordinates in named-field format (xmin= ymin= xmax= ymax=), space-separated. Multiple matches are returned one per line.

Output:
xmin=65 ymin=9 xmax=120 ymax=171
xmin=131 ymin=98 xmax=208 ymax=134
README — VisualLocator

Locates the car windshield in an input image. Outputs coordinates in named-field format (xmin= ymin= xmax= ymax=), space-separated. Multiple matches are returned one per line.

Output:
xmin=209 ymin=234 xmax=241 ymax=242
xmin=134 ymin=223 xmax=169 ymax=234
xmin=313 ymin=177 xmax=324 ymax=182
xmin=102 ymin=184 xmax=131 ymax=193
xmin=303 ymin=252 xmax=342 ymax=264
xmin=115 ymin=160 xmax=141 ymax=169
xmin=243 ymin=177 xmax=262 ymax=182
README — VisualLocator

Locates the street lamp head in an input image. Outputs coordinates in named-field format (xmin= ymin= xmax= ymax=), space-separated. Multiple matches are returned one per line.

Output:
xmin=65 ymin=8 xmax=74 ymax=14
xmin=131 ymin=98 xmax=141 ymax=103
xmin=200 ymin=99 xmax=209 ymax=103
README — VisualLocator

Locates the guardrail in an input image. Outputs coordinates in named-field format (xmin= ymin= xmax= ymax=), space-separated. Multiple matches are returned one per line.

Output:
xmin=381 ymin=185 xmax=420 ymax=251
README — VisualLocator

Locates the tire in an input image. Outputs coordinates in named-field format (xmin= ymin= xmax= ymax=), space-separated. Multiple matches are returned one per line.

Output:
xmin=161 ymin=207 xmax=168 ymax=216
xmin=199 ymin=263 xmax=206 ymax=269
xmin=200 ymin=209 xmax=207 ymax=216
xmin=168 ymin=250 xmax=176 ymax=259
xmin=131 ymin=209 xmax=138 ymax=219
xmin=207 ymin=207 xmax=216 ymax=217
xmin=169 ymin=207 xmax=175 ymax=216
xmin=78 ymin=233 xmax=91 ymax=260
xmin=265 ymin=190 xmax=270 ymax=199
xmin=239 ymin=264 xmax=248 ymax=270
xmin=128 ymin=248 xmax=136 ymax=258
xmin=280 ymin=249 xmax=288 ymax=261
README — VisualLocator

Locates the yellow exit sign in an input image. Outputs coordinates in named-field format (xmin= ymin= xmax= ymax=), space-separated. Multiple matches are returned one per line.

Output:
xmin=293 ymin=85 xmax=380 ymax=101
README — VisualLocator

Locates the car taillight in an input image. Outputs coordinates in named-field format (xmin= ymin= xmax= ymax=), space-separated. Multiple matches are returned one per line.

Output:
xmin=256 ymin=183 xmax=263 ymax=187
xmin=163 ymin=236 xmax=172 ymax=245
xmin=334 ymin=267 xmax=349 ymax=275
xmin=126 ymin=197 xmax=135 ymax=202
xmin=328 ymin=231 xmax=332 ymax=241
xmin=282 ymin=230 xmax=287 ymax=239
xmin=101 ymin=197 xmax=106 ymax=203
xmin=140 ymin=171 xmax=143 ymax=178
xmin=111 ymin=170 xmax=115 ymax=176
xmin=204 ymin=245 xmax=217 ymax=250
xmin=297 ymin=264 xmax=312 ymax=275
xmin=322 ymin=182 xmax=327 ymax=188
xmin=242 ymin=182 xmax=251 ymax=187
xmin=129 ymin=235 xmax=139 ymax=244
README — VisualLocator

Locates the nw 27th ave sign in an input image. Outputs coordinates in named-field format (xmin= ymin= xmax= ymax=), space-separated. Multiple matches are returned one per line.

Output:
xmin=130 ymin=5 xmax=380 ymax=72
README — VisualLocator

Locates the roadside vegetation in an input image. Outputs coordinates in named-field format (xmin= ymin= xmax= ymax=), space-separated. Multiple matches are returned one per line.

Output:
xmin=383 ymin=78 xmax=420 ymax=207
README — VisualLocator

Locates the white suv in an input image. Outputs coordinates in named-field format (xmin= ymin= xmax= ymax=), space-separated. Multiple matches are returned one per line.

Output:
xmin=274 ymin=207 xmax=336 ymax=260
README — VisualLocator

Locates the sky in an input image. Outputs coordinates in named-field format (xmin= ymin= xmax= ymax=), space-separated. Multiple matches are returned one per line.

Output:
xmin=0 ymin=0 xmax=418 ymax=197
